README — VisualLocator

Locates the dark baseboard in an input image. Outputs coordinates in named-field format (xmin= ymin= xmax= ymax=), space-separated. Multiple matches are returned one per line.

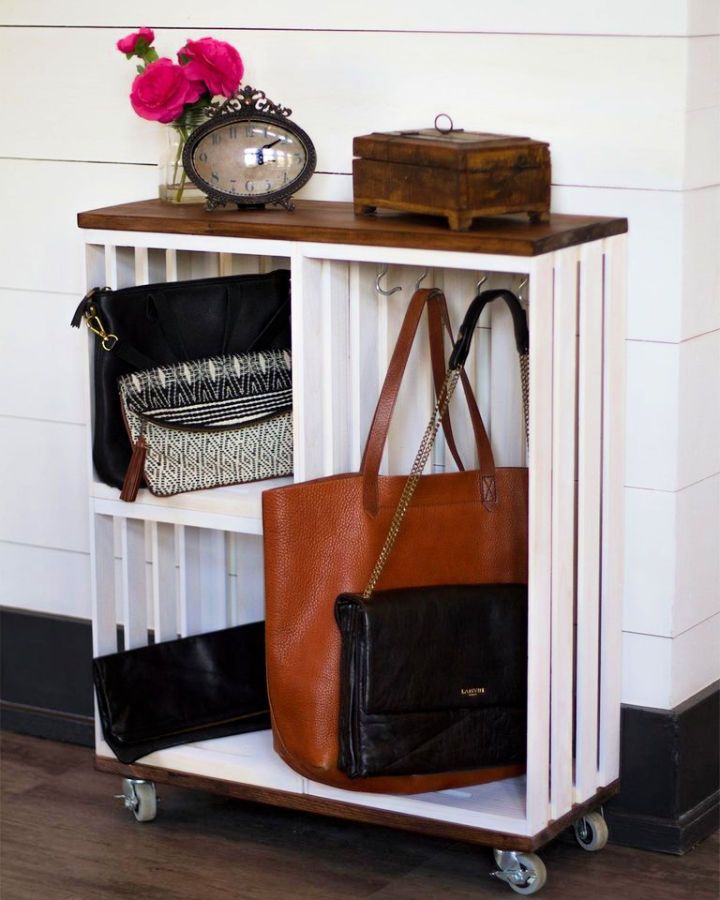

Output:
xmin=1 ymin=607 xmax=718 ymax=853
xmin=605 ymin=681 xmax=719 ymax=854
xmin=1 ymin=700 xmax=94 ymax=747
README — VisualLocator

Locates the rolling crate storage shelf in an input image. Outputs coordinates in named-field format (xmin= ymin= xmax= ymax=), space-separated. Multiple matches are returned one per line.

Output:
xmin=78 ymin=200 xmax=627 ymax=893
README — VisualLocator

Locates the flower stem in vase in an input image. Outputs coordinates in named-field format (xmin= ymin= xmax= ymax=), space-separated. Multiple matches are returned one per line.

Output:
xmin=174 ymin=125 xmax=188 ymax=203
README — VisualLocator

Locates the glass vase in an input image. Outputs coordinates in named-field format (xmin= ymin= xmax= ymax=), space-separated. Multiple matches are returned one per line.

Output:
xmin=158 ymin=109 xmax=211 ymax=205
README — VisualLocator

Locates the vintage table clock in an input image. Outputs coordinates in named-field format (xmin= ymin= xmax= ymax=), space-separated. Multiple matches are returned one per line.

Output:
xmin=182 ymin=86 xmax=316 ymax=211
xmin=353 ymin=116 xmax=551 ymax=230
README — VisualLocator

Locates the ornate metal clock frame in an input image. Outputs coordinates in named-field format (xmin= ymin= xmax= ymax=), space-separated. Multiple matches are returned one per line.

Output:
xmin=182 ymin=86 xmax=317 ymax=212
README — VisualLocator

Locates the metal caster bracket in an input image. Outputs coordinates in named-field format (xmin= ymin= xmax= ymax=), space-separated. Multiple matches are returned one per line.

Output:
xmin=491 ymin=849 xmax=547 ymax=895
xmin=115 ymin=777 xmax=158 ymax=822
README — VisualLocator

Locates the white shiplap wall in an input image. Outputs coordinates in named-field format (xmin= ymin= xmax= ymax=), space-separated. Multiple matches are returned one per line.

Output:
xmin=1 ymin=2 xmax=718 ymax=710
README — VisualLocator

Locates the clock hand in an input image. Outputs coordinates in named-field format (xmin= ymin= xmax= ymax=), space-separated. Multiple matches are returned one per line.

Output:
xmin=261 ymin=138 xmax=282 ymax=150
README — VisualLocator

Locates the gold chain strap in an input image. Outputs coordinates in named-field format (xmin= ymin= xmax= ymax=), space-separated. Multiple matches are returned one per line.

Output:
xmin=519 ymin=352 xmax=530 ymax=448
xmin=362 ymin=367 xmax=462 ymax=599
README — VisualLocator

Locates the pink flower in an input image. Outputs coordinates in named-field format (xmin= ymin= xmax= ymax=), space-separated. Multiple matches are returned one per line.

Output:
xmin=178 ymin=37 xmax=244 ymax=97
xmin=117 ymin=27 xmax=155 ymax=55
xmin=130 ymin=58 xmax=205 ymax=123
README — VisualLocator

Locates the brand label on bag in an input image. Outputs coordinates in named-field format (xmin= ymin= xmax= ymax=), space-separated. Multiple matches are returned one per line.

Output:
xmin=460 ymin=687 xmax=487 ymax=697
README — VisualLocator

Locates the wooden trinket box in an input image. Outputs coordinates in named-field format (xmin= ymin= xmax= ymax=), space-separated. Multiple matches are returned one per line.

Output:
xmin=353 ymin=129 xmax=551 ymax=231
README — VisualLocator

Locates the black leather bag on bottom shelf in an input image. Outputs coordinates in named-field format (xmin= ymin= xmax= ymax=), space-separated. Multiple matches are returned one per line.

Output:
xmin=335 ymin=585 xmax=527 ymax=778
xmin=93 ymin=623 xmax=270 ymax=764
xmin=71 ymin=269 xmax=291 ymax=489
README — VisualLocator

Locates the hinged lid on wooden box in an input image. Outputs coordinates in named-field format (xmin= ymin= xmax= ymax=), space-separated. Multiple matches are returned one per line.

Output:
xmin=353 ymin=128 xmax=551 ymax=231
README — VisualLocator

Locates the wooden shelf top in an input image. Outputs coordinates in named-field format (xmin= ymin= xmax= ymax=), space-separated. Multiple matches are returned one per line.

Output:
xmin=78 ymin=199 xmax=627 ymax=257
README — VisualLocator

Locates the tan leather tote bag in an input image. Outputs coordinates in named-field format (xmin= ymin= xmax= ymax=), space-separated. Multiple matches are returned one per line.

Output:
xmin=262 ymin=288 xmax=529 ymax=793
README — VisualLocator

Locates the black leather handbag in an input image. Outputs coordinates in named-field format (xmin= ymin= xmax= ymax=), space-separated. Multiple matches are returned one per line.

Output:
xmin=334 ymin=288 xmax=529 ymax=780
xmin=71 ymin=269 xmax=291 ymax=488
xmin=335 ymin=585 xmax=527 ymax=777
xmin=93 ymin=623 xmax=270 ymax=764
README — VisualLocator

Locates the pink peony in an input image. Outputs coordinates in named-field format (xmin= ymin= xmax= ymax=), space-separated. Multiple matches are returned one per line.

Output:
xmin=117 ymin=27 xmax=155 ymax=55
xmin=130 ymin=58 xmax=205 ymax=123
xmin=178 ymin=37 xmax=244 ymax=97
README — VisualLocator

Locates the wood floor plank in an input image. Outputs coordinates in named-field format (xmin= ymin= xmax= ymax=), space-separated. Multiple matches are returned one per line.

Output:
xmin=1 ymin=732 xmax=718 ymax=900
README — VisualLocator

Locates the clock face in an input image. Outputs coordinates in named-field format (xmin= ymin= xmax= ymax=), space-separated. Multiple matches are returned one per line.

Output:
xmin=183 ymin=111 xmax=316 ymax=206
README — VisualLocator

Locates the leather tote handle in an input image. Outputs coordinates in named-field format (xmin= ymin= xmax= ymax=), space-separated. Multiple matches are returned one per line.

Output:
xmin=360 ymin=289 xmax=495 ymax=517
xmin=362 ymin=287 xmax=529 ymax=597
xmin=450 ymin=288 xmax=529 ymax=446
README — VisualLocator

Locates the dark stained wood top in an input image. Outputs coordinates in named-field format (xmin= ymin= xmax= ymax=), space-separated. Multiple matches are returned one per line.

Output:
xmin=78 ymin=199 xmax=627 ymax=257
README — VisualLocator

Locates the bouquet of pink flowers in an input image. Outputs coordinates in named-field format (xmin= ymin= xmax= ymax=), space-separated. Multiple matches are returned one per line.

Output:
xmin=118 ymin=28 xmax=244 ymax=200
xmin=119 ymin=28 xmax=243 ymax=124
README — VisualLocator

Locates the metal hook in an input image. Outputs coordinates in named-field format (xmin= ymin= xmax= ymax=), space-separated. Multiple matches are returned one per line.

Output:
xmin=415 ymin=270 xmax=429 ymax=291
xmin=476 ymin=274 xmax=488 ymax=292
xmin=376 ymin=268 xmax=402 ymax=297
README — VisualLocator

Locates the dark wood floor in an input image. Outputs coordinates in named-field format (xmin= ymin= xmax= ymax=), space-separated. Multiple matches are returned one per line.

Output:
xmin=1 ymin=732 xmax=717 ymax=900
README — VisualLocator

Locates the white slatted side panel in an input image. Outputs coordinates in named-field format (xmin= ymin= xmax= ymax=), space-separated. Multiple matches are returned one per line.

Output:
xmin=575 ymin=242 xmax=604 ymax=802
xmin=198 ymin=530 xmax=228 ymax=632
xmin=320 ymin=260 xmax=352 ymax=475
xmin=149 ymin=522 xmax=178 ymax=643
xmin=599 ymin=234 xmax=628 ymax=785
xmin=165 ymin=248 xmax=178 ymax=281
xmin=91 ymin=514 xmax=116 ymax=655
xmin=119 ymin=519 xmax=148 ymax=649
xmin=177 ymin=526 xmax=203 ymax=637
xmin=229 ymin=534 xmax=265 ymax=625
xmin=292 ymin=255 xmax=324 ymax=481
xmin=549 ymin=247 xmax=579 ymax=819
xmin=525 ymin=254 xmax=555 ymax=833
xmin=134 ymin=246 xmax=149 ymax=285
xmin=349 ymin=263 xmax=379 ymax=470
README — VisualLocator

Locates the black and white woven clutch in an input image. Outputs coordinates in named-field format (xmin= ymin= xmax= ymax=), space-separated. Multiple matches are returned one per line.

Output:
xmin=118 ymin=351 xmax=293 ymax=501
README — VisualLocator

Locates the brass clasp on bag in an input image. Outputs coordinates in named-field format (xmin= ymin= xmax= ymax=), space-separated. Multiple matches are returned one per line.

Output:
xmin=84 ymin=306 xmax=118 ymax=351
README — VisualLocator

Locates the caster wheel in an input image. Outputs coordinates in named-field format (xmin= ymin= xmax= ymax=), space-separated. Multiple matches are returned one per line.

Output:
xmin=492 ymin=850 xmax=547 ymax=895
xmin=574 ymin=810 xmax=609 ymax=851
xmin=119 ymin=778 xmax=157 ymax=822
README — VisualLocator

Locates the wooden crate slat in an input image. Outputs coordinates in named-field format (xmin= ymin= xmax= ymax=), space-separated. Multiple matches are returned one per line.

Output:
xmin=575 ymin=242 xmax=604 ymax=802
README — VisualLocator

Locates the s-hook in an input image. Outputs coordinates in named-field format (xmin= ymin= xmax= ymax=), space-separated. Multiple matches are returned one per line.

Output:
xmin=376 ymin=268 xmax=402 ymax=296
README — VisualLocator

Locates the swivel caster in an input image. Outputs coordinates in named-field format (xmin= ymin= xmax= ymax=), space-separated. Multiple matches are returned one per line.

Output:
xmin=491 ymin=849 xmax=547 ymax=895
xmin=573 ymin=810 xmax=609 ymax=851
xmin=116 ymin=778 xmax=157 ymax=822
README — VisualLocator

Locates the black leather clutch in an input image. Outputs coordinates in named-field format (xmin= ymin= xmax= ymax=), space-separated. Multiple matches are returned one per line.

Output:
xmin=71 ymin=269 xmax=291 ymax=488
xmin=93 ymin=623 xmax=270 ymax=764
xmin=335 ymin=585 xmax=527 ymax=778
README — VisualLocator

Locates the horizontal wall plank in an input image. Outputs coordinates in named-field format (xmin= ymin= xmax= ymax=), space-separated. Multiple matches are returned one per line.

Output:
xmin=0 ymin=28 xmax=708 ymax=191
xmin=677 ymin=329 xmax=720 ymax=488
xmin=626 ymin=330 xmax=719 ymax=494
xmin=624 ymin=476 xmax=720 ymax=640
xmin=0 ymin=417 xmax=89 ymax=554
xmin=671 ymin=613 xmax=720 ymax=707
xmin=0 ymin=543 xmax=91 ymax=620
xmin=625 ymin=341 xmax=681 ymax=492
xmin=674 ymin=474 xmax=720 ymax=636
xmin=553 ymin=184 xmax=720 ymax=343
xmin=0 ymin=160 xmax=157 ymax=295
xmin=0 ymin=2 xmax=716 ymax=36
xmin=623 ymin=488 xmax=676 ymax=637
xmin=0 ymin=289 xmax=87 ymax=425
xmin=622 ymin=631 xmax=673 ymax=708
xmin=682 ymin=185 xmax=720 ymax=341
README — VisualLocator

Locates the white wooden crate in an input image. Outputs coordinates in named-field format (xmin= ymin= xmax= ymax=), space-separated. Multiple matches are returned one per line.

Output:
xmin=82 ymin=215 xmax=626 ymax=848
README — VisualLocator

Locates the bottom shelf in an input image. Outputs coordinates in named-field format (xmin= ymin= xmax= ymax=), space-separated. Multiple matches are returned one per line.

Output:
xmin=96 ymin=731 xmax=619 ymax=851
